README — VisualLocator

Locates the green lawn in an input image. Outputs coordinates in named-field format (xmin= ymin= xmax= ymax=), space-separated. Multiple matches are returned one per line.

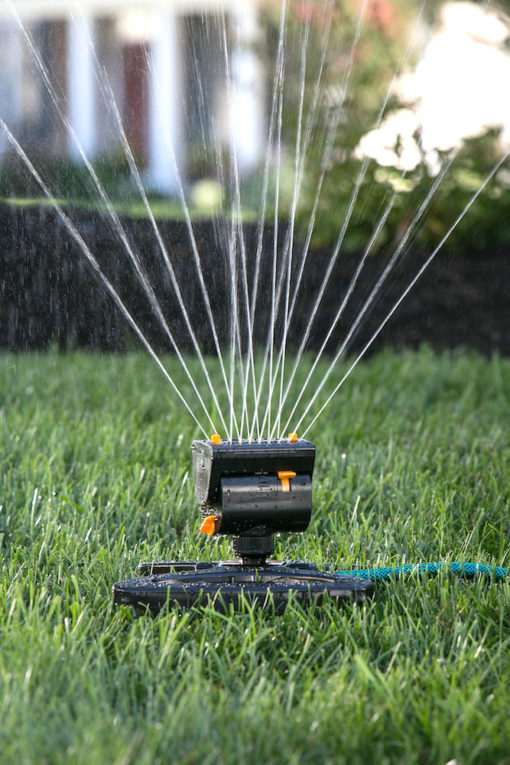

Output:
xmin=0 ymin=348 xmax=509 ymax=764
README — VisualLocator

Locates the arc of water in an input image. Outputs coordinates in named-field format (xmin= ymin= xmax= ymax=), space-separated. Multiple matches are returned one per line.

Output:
xmin=275 ymin=15 xmax=311 ymax=441
xmin=0 ymin=121 xmax=208 ymax=437
xmin=195 ymin=16 xmax=240 ymax=441
xmin=268 ymin=159 xmax=370 ymax=433
xmin=227 ymin=204 xmax=240 ymax=442
xmin=12 ymin=4 xmax=220 ymax=434
xmin=249 ymin=0 xmax=287 ymax=341
xmin=269 ymin=0 xmax=427 ymax=436
xmin=249 ymin=1 xmax=334 ymax=441
xmin=224 ymin=222 xmax=251 ymax=443
xmin=283 ymin=148 xmax=459 ymax=437
xmin=148 ymin=49 xmax=240 ymax=439
xmin=254 ymin=16 xmax=312 ymax=441
xmin=299 ymin=149 xmax=510 ymax=438
xmin=234 ymin=298 xmax=250 ymax=444
xmin=293 ymin=0 xmax=335 ymax=193
xmin=90 ymin=58 xmax=230 ymax=437
xmin=245 ymin=0 xmax=288 ymax=442
xmin=279 ymin=188 xmax=397 ymax=433
xmin=255 ymin=0 xmax=367 ymax=438
xmin=265 ymin=28 xmax=286 ymax=442
xmin=264 ymin=0 xmax=368 ymax=438
xmin=199 ymin=16 xmax=231 ymax=288
xmin=219 ymin=12 xmax=259 ymax=441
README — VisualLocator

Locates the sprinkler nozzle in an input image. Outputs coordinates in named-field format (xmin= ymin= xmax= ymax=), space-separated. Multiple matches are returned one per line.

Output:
xmin=288 ymin=432 xmax=298 ymax=442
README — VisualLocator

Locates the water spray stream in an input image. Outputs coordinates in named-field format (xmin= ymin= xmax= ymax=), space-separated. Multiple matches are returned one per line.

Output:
xmin=250 ymin=0 xmax=287 ymax=323
xmin=12 ymin=5 xmax=220 ymax=434
xmin=147 ymin=51 xmax=239 ymax=437
xmin=284 ymin=146 xmax=459 ymax=434
xmin=227 ymin=207 xmax=240 ymax=442
xmin=90 ymin=57 xmax=230 ymax=437
xmin=269 ymin=1 xmax=427 ymax=433
xmin=294 ymin=0 xmax=335 ymax=188
xmin=279 ymin=188 xmax=397 ymax=434
xmin=220 ymin=11 xmax=259 ymax=441
xmin=0 ymin=120 xmax=208 ymax=437
xmin=264 ymin=23 xmax=287 ymax=442
xmin=248 ymin=0 xmax=287 ymax=439
xmin=276 ymin=15 xmax=310 ymax=441
xmin=250 ymin=0 xmax=333 ymax=440
xmin=297 ymin=150 xmax=510 ymax=438
xmin=268 ymin=158 xmax=371 ymax=438
xmin=258 ymin=0 xmax=369 ymax=440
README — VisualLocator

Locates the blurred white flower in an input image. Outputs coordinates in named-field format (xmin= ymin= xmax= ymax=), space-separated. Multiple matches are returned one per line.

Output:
xmin=356 ymin=1 xmax=510 ymax=173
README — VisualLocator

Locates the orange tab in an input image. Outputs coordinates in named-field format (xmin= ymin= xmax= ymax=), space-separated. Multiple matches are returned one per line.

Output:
xmin=211 ymin=434 xmax=221 ymax=445
xmin=277 ymin=470 xmax=297 ymax=492
xmin=200 ymin=515 xmax=217 ymax=535
xmin=288 ymin=432 xmax=298 ymax=442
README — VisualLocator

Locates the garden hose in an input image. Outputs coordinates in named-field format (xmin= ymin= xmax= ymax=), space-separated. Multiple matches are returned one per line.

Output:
xmin=336 ymin=561 xmax=508 ymax=582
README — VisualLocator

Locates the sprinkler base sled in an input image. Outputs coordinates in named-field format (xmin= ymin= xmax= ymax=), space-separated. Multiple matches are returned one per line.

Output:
xmin=113 ymin=560 xmax=374 ymax=614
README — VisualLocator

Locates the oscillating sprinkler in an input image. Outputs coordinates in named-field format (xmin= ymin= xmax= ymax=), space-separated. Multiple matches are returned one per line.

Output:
xmin=113 ymin=435 xmax=374 ymax=613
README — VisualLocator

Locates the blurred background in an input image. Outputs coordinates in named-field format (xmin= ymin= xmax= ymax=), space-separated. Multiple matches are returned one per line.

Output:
xmin=0 ymin=0 xmax=510 ymax=251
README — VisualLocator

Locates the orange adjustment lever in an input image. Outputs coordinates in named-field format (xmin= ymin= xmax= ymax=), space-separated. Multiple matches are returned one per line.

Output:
xmin=200 ymin=515 xmax=218 ymax=535
xmin=277 ymin=470 xmax=297 ymax=492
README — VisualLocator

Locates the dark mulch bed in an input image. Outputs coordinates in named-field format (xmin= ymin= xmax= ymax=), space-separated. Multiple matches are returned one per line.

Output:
xmin=1 ymin=202 xmax=508 ymax=356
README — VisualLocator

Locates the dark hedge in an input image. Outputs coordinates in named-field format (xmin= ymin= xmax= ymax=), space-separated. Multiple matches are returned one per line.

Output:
xmin=1 ymin=203 xmax=508 ymax=356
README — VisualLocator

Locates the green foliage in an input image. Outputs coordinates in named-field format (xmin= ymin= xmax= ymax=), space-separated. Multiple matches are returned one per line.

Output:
xmin=0 ymin=348 xmax=509 ymax=763
xmin=259 ymin=0 xmax=510 ymax=254
xmin=410 ymin=133 xmax=510 ymax=253
xmin=0 ymin=155 xmax=213 ymax=220
xmin=307 ymin=131 xmax=510 ymax=254
xmin=0 ymin=154 xmax=137 ymax=202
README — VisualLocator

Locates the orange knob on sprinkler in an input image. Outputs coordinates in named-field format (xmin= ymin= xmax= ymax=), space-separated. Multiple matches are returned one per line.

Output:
xmin=277 ymin=470 xmax=296 ymax=492
xmin=200 ymin=514 xmax=220 ymax=535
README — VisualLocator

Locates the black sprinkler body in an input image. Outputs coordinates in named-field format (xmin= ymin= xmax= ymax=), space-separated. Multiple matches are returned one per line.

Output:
xmin=113 ymin=436 xmax=374 ymax=612
xmin=192 ymin=437 xmax=315 ymax=505
xmin=192 ymin=438 xmax=314 ymax=562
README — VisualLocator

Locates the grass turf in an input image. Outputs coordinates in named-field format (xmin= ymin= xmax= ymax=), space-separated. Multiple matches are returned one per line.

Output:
xmin=0 ymin=347 xmax=509 ymax=764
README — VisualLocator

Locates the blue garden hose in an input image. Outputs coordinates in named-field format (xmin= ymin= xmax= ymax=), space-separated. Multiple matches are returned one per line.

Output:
xmin=336 ymin=561 xmax=508 ymax=582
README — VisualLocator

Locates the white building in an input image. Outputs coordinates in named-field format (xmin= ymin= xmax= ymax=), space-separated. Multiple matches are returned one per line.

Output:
xmin=0 ymin=0 xmax=265 ymax=194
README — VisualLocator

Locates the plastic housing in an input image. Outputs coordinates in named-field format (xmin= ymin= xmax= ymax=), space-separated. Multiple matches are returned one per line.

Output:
xmin=191 ymin=438 xmax=316 ymax=506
